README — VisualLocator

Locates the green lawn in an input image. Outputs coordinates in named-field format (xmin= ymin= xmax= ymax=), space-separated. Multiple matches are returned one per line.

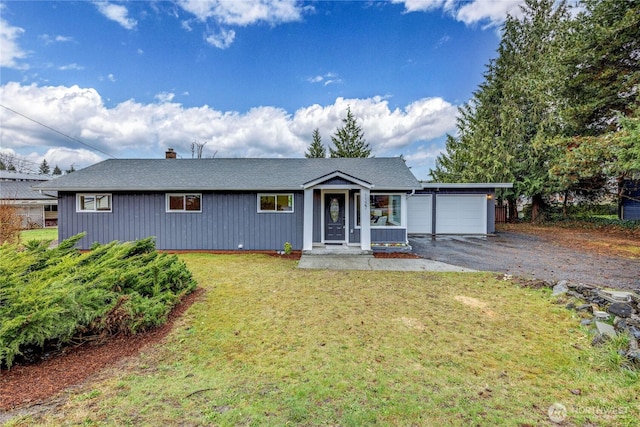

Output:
xmin=19 ymin=227 xmax=58 ymax=243
xmin=9 ymin=254 xmax=638 ymax=426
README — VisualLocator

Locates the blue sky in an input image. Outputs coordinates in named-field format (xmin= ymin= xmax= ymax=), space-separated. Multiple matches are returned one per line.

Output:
xmin=0 ymin=0 xmax=526 ymax=179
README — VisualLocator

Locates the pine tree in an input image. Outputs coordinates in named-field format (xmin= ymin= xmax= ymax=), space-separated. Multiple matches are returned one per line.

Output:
xmin=305 ymin=128 xmax=326 ymax=158
xmin=52 ymin=165 xmax=62 ymax=175
xmin=39 ymin=159 xmax=50 ymax=175
xmin=329 ymin=106 xmax=371 ymax=158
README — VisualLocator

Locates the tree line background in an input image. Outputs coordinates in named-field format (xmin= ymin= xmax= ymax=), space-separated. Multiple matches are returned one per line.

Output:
xmin=430 ymin=0 xmax=639 ymax=221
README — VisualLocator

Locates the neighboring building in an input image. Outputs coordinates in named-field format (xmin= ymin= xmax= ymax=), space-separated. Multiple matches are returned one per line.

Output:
xmin=0 ymin=171 xmax=58 ymax=228
xmin=621 ymin=179 xmax=640 ymax=221
xmin=35 ymin=155 xmax=511 ymax=251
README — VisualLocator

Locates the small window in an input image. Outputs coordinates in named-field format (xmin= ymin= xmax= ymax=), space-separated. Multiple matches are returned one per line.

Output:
xmin=166 ymin=194 xmax=202 ymax=212
xmin=258 ymin=194 xmax=294 ymax=213
xmin=77 ymin=194 xmax=112 ymax=212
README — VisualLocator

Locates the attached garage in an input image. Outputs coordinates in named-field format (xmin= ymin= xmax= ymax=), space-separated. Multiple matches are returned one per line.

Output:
xmin=436 ymin=194 xmax=486 ymax=234
xmin=407 ymin=183 xmax=512 ymax=235
xmin=407 ymin=194 xmax=432 ymax=234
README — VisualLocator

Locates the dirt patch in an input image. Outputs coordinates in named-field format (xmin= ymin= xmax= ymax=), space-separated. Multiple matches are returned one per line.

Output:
xmin=0 ymin=287 xmax=205 ymax=412
xmin=499 ymin=223 xmax=640 ymax=259
xmin=453 ymin=295 xmax=497 ymax=318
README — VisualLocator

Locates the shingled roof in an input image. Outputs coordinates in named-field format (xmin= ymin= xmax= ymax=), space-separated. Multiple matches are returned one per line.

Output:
xmin=35 ymin=157 xmax=421 ymax=192
xmin=0 ymin=181 xmax=57 ymax=200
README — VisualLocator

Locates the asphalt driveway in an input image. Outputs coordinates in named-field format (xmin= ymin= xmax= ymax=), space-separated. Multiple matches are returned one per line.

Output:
xmin=409 ymin=232 xmax=640 ymax=291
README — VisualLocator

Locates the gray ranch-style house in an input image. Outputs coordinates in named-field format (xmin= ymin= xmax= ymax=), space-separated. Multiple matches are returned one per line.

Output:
xmin=36 ymin=157 xmax=424 ymax=251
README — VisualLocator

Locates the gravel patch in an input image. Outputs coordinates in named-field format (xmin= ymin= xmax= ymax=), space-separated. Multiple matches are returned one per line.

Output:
xmin=410 ymin=231 xmax=640 ymax=291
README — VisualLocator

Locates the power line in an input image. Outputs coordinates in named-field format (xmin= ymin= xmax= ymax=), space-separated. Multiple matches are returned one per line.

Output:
xmin=0 ymin=104 xmax=118 ymax=159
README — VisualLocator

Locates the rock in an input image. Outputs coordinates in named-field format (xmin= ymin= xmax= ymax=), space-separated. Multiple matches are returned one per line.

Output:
xmin=595 ymin=321 xmax=617 ymax=339
xmin=593 ymin=310 xmax=611 ymax=320
xmin=576 ymin=304 xmax=592 ymax=312
xmin=566 ymin=302 xmax=576 ymax=310
xmin=580 ymin=319 xmax=592 ymax=326
xmin=552 ymin=282 xmax=569 ymax=296
xmin=599 ymin=290 xmax=635 ymax=303
xmin=607 ymin=302 xmax=634 ymax=318
xmin=592 ymin=333 xmax=607 ymax=347
xmin=629 ymin=326 xmax=640 ymax=340
xmin=566 ymin=290 xmax=582 ymax=299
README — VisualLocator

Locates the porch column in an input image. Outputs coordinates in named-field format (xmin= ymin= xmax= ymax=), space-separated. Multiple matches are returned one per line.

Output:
xmin=360 ymin=188 xmax=371 ymax=251
xmin=303 ymin=187 xmax=314 ymax=251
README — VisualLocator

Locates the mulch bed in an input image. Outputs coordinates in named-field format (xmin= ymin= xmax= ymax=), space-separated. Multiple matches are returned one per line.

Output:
xmin=0 ymin=288 xmax=205 ymax=411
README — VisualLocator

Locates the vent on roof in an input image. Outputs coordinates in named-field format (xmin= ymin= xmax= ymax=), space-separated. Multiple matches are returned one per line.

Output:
xmin=166 ymin=148 xmax=177 ymax=159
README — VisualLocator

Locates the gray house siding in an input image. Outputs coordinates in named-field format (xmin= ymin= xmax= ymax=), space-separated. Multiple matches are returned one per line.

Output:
xmin=621 ymin=180 xmax=640 ymax=221
xmin=59 ymin=191 xmax=304 ymax=250
xmin=371 ymin=228 xmax=406 ymax=243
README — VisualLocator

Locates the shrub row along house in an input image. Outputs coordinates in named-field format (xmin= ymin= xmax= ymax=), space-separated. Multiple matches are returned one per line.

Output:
xmin=35 ymin=153 xmax=510 ymax=251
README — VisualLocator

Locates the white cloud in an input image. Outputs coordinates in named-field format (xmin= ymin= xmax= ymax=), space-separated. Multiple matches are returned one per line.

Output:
xmin=59 ymin=63 xmax=85 ymax=71
xmin=205 ymin=28 xmax=236 ymax=49
xmin=307 ymin=72 xmax=343 ymax=86
xmin=0 ymin=82 xmax=458 ymax=171
xmin=94 ymin=2 xmax=137 ymax=30
xmin=154 ymin=92 xmax=175 ymax=103
xmin=177 ymin=0 xmax=311 ymax=26
xmin=178 ymin=0 xmax=312 ymax=49
xmin=392 ymin=0 xmax=448 ymax=13
xmin=107 ymin=74 xmax=116 ymax=82
xmin=40 ymin=34 xmax=74 ymax=45
xmin=0 ymin=17 xmax=29 ymax=69
xmin=456 ymin=0 xmax=524 ymax=27
xmin=393 ymin=0 xmax=525 ymax=27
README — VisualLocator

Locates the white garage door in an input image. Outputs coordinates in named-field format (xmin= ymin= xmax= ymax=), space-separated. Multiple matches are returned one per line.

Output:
xmin=436 ymin=195 xmax=487 ymax=234
xmin=407 ymin=195 xmax=432 ymax=234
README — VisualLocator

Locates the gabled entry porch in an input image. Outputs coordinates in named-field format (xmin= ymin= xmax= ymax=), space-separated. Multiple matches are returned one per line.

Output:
xmin=302 ymin=171 xmax=372 ymax=252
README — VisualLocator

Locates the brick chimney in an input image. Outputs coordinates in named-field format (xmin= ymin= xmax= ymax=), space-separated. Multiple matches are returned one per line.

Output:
xmin=165 ymin=148 xmax=177 ymax=159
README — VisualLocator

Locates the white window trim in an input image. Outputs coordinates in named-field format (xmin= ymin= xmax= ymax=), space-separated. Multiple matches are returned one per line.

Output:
xmin=355 ymin=193 xmax=405 ymax=228
xmin=76 ymin=193 xmax=112 ymax=213
xmin=165 ymin=193 xmax=202 ymax=213
xmin=257 ymin=193 xmax=295 ymax=213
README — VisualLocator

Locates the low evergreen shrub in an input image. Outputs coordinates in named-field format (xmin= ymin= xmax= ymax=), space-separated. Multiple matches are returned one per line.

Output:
xmin=0 ymin=234 xmax=196 ymax=369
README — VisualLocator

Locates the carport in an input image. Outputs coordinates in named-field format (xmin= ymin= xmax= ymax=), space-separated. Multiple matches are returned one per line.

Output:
xmin=407 ymin=183 xmax=513 ymax=235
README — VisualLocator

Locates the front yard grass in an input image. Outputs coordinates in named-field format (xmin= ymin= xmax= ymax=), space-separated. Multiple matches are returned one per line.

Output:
xmin=18 ymin=227 xmax=57 ymax=243
xmin=9 ymin=254 xmax=639 ymax=426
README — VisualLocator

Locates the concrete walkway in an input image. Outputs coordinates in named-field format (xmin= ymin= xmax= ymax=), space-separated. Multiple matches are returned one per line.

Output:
xmin=298 ymin=254 xmax=477 ymax=272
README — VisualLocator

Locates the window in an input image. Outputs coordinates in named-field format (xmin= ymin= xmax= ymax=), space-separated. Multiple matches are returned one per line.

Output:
xmin=258 ymin=194 xmax=294 ymax=212
xmin=166 ymin=194 xmax=202 ymax=212
xmin=356 ymin=193 xmax=402 ymax=227
xmin=77 ymin=194 xmax=112 ymax=212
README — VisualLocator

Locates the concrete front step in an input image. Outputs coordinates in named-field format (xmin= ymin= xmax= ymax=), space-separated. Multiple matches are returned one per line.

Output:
xmin=303 ymin=245 xmax=373 ymax=256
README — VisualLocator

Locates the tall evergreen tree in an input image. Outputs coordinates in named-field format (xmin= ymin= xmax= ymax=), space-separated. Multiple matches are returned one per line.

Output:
xmin=432 ymin=0 xmax=569 ymax=221
xmin=39 ymin=159 xmax=50 ymax=175
xmin=52 ymin=165 xmax=62 ymax=175
xmin=305 ymin=128 xmax=326 ymax=158
xmin=561 ymin=0 xmax=640 ymax=136
xmin=329 ymin=107 xmax=371 ymax=158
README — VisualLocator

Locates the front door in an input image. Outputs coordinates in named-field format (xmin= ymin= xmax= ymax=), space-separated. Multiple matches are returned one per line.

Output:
xmin=324 ymin=193 xmax=346 ymax=242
